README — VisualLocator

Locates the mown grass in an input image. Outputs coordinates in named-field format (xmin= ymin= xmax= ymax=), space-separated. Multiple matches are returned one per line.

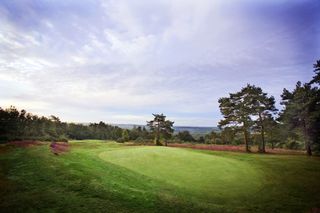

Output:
xmin=0 ymin=140 xmax=319 ymax=212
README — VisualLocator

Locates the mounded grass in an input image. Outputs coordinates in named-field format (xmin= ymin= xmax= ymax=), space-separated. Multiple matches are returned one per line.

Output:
xmin=0 ymin=140 xmax=320 ymax=212
xmin=100 ymin=146 xmax=262 ymax=202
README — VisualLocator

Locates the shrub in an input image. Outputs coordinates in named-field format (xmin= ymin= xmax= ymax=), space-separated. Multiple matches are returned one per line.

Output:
xmin=58 ymin=136 xmax=69 ymax=142
xmin=285 ymin=138 xmax=303 ymax=150
xmin=116 ymin=138 xmax=125 ymax=143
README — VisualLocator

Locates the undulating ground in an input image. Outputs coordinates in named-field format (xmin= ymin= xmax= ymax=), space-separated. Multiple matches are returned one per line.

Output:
xmin=0 ymin=140 xmax=319 ymax=212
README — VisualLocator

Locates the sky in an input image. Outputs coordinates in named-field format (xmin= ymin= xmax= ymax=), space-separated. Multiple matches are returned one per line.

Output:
xmin=0 ymin=0 xmax=319 ymax=126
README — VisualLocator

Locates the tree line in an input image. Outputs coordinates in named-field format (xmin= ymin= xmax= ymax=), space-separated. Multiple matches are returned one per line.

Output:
xmin=216 ymin=60 xmax=320 ymax=155
xmin=0 ymin=107 xmax=153 ymax=143
xmin=0 ymin=108 xmax=197 ymax=144
xmin=1 ymin=60 xmax=319 ymax=155
xmin=148 ymin=60 xmax=320 ymax=156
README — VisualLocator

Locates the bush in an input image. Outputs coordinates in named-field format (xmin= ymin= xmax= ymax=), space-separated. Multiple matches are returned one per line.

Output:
xmin=42 ymin=135 xmax=57 ymax=142
xmin=176 ymin=131 xmax=195 ymax=142
xmin=198 ymin=136 xmax=205 ymax=144
xmin=214 ymin=138 xmax=223 ymax=144
xmin=58 ymin=136 xmax=69 ymax=142
xmin=285 ymin=138 xmax=303 ymax=150
xmin=0 ymin=135 xmax=9 ymax=143
xmin=231 ymin=138 xmax=242 ymax=145
xmin=116 ymin=138 xmax=125 ymax=143
xmin=135 ymin=137 xmax=145 ymax=143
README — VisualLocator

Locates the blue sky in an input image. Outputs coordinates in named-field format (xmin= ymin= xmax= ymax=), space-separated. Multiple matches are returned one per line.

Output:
xmin=0 ymin=0 xmax=319 ymax=126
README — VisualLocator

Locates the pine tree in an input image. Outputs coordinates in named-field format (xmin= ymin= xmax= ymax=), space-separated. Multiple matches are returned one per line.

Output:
xmin=218 ymin=87 xmax=253 ymax=152
xmin=147 ymin=114 xmax=174 ymax=146
xmin=280 ymin=80 xmax=319 ymax=155
xmin=219 ymin=84 xmax=277 ymax=152
xmin=242 ymin=85 xmax=277 ymax=152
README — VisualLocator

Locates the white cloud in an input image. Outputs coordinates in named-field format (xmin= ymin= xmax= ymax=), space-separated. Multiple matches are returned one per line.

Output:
xmin=0 ymin=0 xmax=318 ymax=126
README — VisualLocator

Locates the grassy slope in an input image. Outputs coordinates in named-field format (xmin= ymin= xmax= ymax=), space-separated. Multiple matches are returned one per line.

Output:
xmin=0 ymin=140 xmax=319 ymax=213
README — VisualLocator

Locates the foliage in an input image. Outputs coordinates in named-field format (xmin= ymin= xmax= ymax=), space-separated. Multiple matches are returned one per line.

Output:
xmin=129 ymin=126 xmax=151 ymax=141
xmin=121 ymin=129 xmax=130 ymax=142
xmin=218 ymin=84 xmax=276 ymax=152
xmin=243 ymin=85 xmax=277 ymax=152
xmin=198 ymin=136 xmax=205 ymax=143
xmin=219 ymin=127 xmax=236 ymax=144
xmin=175 ymin=130 xmax=195 ymax=142
xmin=146 ymin=114 xmax=174 ymax=146
xmin=280 ymin=60 xmax=320 ymax=155
xmin=309 ymin=60 xmax=320 ymax=85
xmin=0 ymin=106 xmax=123 ymax=142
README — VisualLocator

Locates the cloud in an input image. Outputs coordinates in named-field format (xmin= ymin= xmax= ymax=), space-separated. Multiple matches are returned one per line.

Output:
xmin=0 ymin=0 xmax=319 ymax=126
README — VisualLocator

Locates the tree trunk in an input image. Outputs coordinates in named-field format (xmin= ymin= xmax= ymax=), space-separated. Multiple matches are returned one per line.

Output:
xmin=258 ymin=113 xmax=266 ymax=153
xmin=269 ymin=129 xmax=274 ymax=149
xmin=306 ymin=142 xmax=312 ymax=156
xmin=243 ymin=125 xmax=250 ymax=152
xmin=155 ymin=122 xmax=161 ymax=146
xmin=303 ymin=120 xmax=312 ymax=156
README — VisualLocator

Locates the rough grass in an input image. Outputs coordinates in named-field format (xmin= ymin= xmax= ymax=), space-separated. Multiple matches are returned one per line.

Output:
xmin=0 ymin=140 xmax=320 ymax=212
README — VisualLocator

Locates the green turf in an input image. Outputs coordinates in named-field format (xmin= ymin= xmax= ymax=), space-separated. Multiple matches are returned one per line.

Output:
xmin=0 ymin=140 xmax=320 ymax=212
xmin=99 ymin=146 xmax=262 ymax=201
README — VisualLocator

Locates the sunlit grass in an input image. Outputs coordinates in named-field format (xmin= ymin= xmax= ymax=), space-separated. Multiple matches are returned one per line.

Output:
xmin=1 ymin=140 xmax=319 ymax=212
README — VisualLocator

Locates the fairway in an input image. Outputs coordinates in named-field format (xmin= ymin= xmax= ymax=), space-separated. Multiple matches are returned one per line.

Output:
xmin=1 ymin=141 xmax=320 ymax=212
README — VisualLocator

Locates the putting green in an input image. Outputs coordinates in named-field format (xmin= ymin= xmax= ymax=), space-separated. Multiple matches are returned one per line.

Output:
xmin=99 ymin=146 xmax=262 ymax=200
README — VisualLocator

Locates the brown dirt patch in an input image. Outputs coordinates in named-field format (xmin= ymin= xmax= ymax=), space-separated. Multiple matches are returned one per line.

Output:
xmin=50 ymin=142 xmax=69 ymax=155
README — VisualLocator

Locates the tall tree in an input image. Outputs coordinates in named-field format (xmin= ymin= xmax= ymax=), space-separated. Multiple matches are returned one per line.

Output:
xmin=218 ymin=87 xmax=253 ymax=152
xmin=310 ymin=60 xmax=320 ymax=152
xmin=280 ymin=80 xmax=319 ymax=155
xmin=242 ymin=85 xmax=277 ymax=152
xmin=147 ymin=114 xmax=174 ymax=146
xmin=309 ymin=60 xmax=320 ymax=85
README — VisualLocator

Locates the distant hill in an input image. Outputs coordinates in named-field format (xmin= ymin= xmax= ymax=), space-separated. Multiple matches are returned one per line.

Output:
xmin=116 ymin=124 xmax=219 ymax=135
xmin=115 ymin=124 xmax=145 ymax=129
xmin=173 ymin=126 xmax=219 ymax=134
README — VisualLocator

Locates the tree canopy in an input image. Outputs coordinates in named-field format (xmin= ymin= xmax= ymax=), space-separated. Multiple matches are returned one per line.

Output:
xmin=280 ymin=61 xmax=320 ymax=155
xmin=218 ymin=84 xmax=277 ymax=152
xmin=147 ymin=113 xmax=174 ymax=146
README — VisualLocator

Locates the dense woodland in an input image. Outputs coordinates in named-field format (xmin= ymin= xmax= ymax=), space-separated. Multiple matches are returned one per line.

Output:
xmin=1 ymin=60 xmax=319 ymax=155
xmin=0 ymin=108 xmax=155 ymax=143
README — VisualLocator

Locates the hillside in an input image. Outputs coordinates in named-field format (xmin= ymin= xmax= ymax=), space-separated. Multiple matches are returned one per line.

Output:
xmin=1 ymin=140 xmax=320 ymax=212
